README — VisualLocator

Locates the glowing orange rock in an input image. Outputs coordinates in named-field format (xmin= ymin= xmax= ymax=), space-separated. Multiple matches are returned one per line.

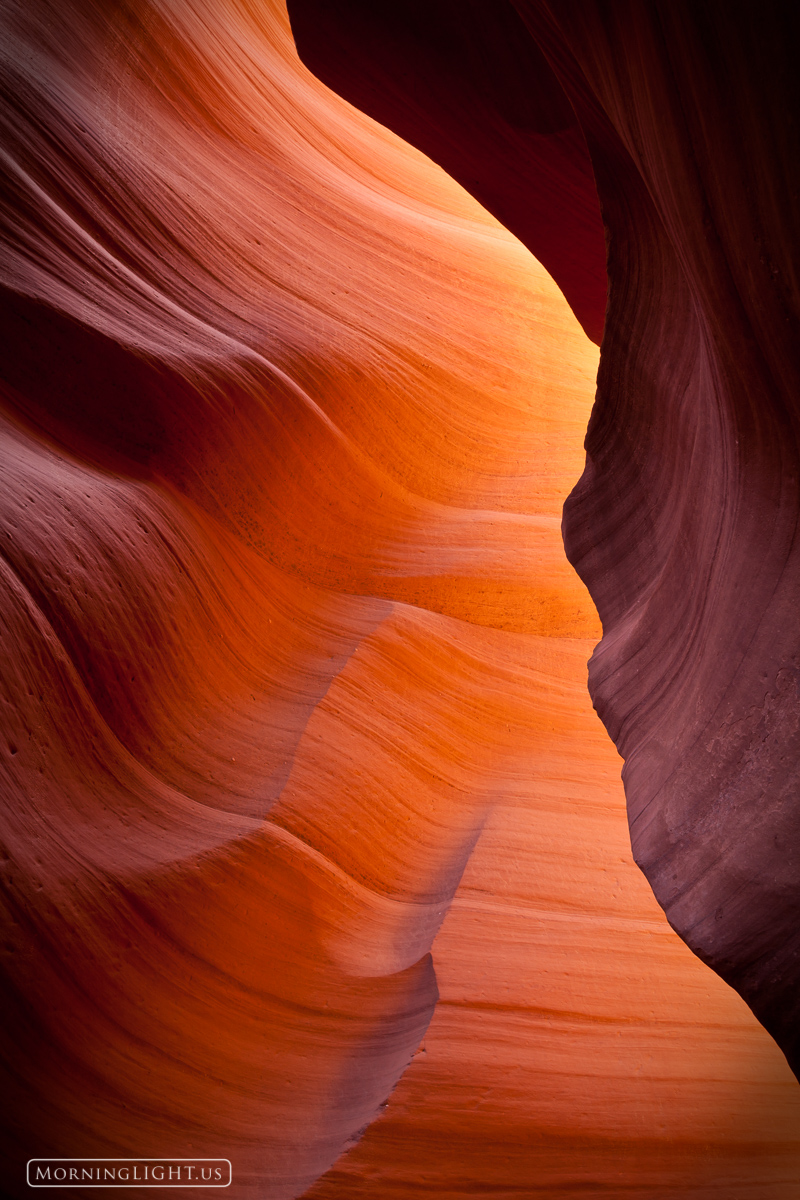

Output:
xmin=0 ymin=2 xmax=797 ymax=1199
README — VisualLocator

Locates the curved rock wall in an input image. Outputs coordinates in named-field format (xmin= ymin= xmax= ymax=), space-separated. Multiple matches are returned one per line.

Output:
xmin=1 ymin=1 xmax=799 ymax=1197
xmin=289 ymin=0 xmax=800 ymax=1086
xmin=287 ymin=0 xmax=607 ymax=346
xmin=0 ymin=0 xmax=596 ymax=1192
xmin=303 ymin=636 xmax=800 ymax=1198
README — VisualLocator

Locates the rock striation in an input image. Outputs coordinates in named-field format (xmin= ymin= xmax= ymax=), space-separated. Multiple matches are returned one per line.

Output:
xmin=0 ymin=0 xmax=597 ymax=1193
xmin=1 ymin=1 xmax=799 ymax=1198
xmin=287 ymin=0 xmax=608 ymax=347
xmin=289 ymin=0 xmax=800 ymax=1085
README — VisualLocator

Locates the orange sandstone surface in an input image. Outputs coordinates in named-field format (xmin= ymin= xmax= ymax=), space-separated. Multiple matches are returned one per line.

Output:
xmin=305 ymin=635 xmax=800 ymax=1198
xmin=0 ymin=1 xmax=798 ymax=1197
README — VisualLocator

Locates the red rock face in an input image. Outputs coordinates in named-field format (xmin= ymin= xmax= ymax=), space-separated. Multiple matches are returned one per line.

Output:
xmin=287 ymin=0 xmax=608 ymax=346
xmin=1 ymin=1 xmax=799 ymax=1198
xmin=289 ymin=0 xmax=800 ymax=1089
xmin=533 ymin=0 xmax=800 ymax=1080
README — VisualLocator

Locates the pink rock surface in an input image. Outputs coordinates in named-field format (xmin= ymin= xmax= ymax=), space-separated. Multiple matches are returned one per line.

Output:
xmin=1 ymin=2 xmax=798 ymax=1197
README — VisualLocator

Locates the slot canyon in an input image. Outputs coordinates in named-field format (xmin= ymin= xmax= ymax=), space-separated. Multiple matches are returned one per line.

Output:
xmin=1 ymin=1 xmax=799 ymax=1196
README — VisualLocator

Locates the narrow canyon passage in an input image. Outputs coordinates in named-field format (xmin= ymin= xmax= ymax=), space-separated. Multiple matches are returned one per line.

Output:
xmin=0 ymin=1 xmax=798 ymax=1198
xmin=303 ymin=635 xmax=800 ymax=1199
xmin=291 ymin=0 xmax=800 ymax=1088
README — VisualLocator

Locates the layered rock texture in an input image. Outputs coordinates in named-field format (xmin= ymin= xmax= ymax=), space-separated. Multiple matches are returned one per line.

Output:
xmin=290 ymin=0 xmax=800 ymax=1115
xmin=1 ymin=0 xmax=799 ymax=1197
